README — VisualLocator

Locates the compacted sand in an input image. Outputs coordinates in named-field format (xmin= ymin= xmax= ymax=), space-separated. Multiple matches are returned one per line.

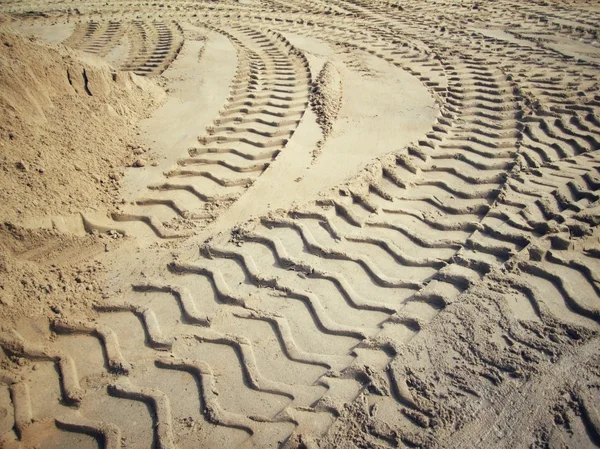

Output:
xmin=0 ymin=1 xmax=600 ymax=448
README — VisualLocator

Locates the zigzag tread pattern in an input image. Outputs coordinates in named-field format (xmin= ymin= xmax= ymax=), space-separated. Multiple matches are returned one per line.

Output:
xmin=2 ymin=1 xmax=600 ymax=448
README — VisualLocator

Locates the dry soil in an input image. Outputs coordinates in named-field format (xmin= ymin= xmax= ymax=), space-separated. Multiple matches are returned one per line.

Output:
xmin=0 ymin=2 xmax=599 ymax=449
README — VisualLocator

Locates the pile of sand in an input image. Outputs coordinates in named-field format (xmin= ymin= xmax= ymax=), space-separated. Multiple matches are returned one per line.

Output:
xmin=0 ymin=25 xmax=163 ymax=327
xmin=0 ymin=26 xmax=163 ymax=225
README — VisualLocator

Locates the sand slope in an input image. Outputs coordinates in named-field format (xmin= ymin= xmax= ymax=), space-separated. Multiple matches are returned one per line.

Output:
xmin=0 ymin=28 xmax=162 ymax=225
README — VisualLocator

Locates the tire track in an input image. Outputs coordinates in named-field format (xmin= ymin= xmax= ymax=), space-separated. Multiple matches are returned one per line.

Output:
xmin=3 ymin=1 xmax=600 ymax=448
xmin=36 ymin=24 xmax=312 ymax=242
xmin=121 ymin=21 xmax=184 ymax=76
xmin=103 ymin=25 xmax=311 ymax=241
xmin=62 ymin=20 xmax=184 ymax=76
xmin=0 ymin=284 xmax=321 ymax=448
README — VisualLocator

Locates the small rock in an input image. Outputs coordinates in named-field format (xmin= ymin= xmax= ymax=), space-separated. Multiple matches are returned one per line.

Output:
xmin=50 ymin=305 xmax=61 ymax=314
xmin=38 ymin=167 xmax=45 ymax=174
xmin=15 ymin=160 xmax=28 ymax=171
xmin=133 ymin=158 xmax=147 ymax=168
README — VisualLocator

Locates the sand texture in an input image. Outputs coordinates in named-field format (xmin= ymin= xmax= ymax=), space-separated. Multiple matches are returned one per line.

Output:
xmin=0 ymin=2 xmax=600 ymax=449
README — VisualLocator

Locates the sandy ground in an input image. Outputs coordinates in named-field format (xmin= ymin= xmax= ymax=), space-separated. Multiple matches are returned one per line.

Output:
xmin=0 ymin=1 xmax=600 ymax=449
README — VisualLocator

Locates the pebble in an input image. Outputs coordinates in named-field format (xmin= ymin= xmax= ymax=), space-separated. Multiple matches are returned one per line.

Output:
xmin=133 ymin=158 xmax=147 ymax=167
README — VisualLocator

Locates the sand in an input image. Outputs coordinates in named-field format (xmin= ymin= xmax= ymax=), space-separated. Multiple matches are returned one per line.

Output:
xmin=0 ymin=26 xmax=163 ymax=226
xmin=0 ymin=2 xmax=599 ymax=449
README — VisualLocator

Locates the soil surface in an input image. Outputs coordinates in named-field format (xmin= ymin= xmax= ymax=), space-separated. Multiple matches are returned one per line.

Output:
xmin=0 ymin=2 xmax=599 ymax=449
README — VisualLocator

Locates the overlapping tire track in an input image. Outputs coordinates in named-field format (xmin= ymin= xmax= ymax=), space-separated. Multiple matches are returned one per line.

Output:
xmin=62 ymin=20 xmax=184 ymax=76
xmin=2 ymin=1 xmax=600 ymax=448
xmin=0 ymin=20 xmax=321 ymax=449
xmin=200 ymin=0 xmax=600 ymax=436
xmin=294 ymin=0 xmax=600 ymax=438
xmin=300 ymin=0 xmax=600 ymax=317
xmin=39 ymin=24 xmax=312 ymax=241
xmin=147 ymin=27 xmax=530 ymax=445
xmin=107 ymin=25 xmax=311 ymax=241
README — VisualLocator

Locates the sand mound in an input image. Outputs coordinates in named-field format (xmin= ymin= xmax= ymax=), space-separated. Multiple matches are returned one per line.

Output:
xmin=0 ymin=27 xmax=163 ymax=224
